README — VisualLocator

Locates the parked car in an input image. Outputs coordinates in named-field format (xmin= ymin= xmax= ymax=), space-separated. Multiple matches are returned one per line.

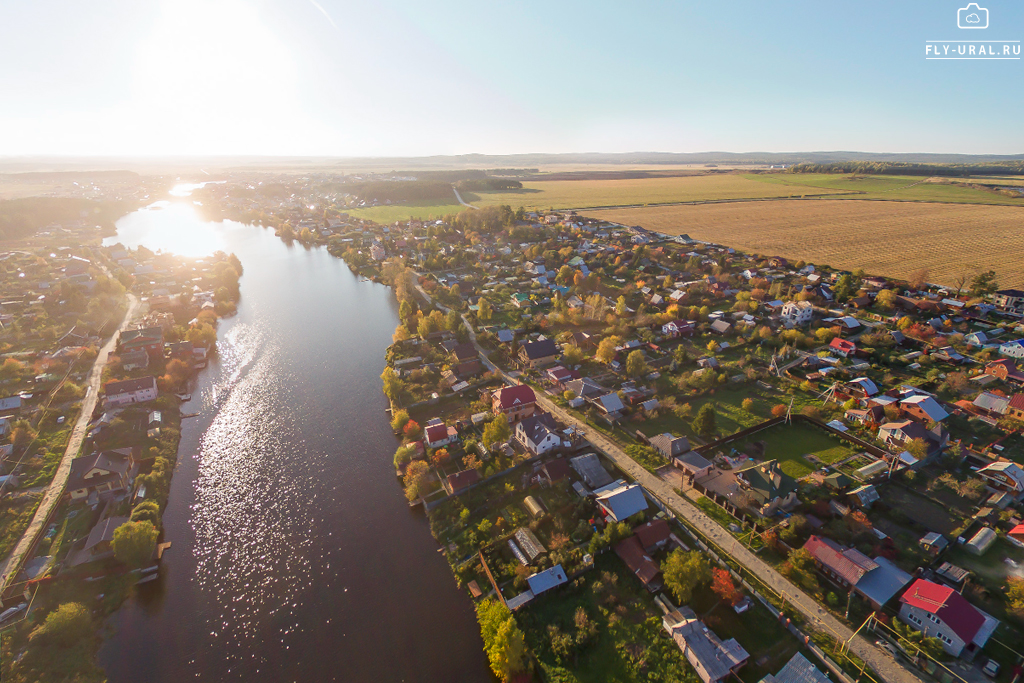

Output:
xmin=876 ymin=640 xmax=899 ymax=658
xmin=982 ymin=659 xmax=1000 ymax=678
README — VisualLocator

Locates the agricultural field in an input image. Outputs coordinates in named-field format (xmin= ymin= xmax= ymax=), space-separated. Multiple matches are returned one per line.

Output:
xmin=467 ymin=174 xmax=847 ymax=210
xmin=588 ymin=199 xmax=1024 ymax=288
xmin=344 ymin=200 xmax=466 ymax=222
xmin=747 ymin=173 xmax=1024 ymax=205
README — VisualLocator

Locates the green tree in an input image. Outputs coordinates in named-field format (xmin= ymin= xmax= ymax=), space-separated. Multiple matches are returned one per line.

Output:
xmin=615 ymin=295 xmax=627 ymax=316
xmin=477 ymin=298 xmax=493 ymax=322
xmin=29 ymin=603 xmax=91 ymax=647
xmin=596 ymin=336 xmax=621 ymax=364
xmin=663 ymin=549 xmax=712 ymax=604
xmin=390 ymin=409 xmax=410 ymax=432
xmin=625 ymin=349 xmax=648 ymax=378
xmin=380 ymin=367 xmax=405 ymax=404
xmin=476 ymin=599 xmax=530 ymax=681
xmin=692 ymin=404 xmax=717 ymax=437
xmin=111 ymin=520 xmax=158 ymax=568
xmin=445 ymin=308 xmax=462 ymax=332
xmin=403 ymin=461 xmax=431 ymax=501
xmin=482 ymin=413 xmax=511 ymax=447
xmin=971 ymin=269 xmax=999 ymax=298
xmin=563 ymin=345 xmax=585 ymax=366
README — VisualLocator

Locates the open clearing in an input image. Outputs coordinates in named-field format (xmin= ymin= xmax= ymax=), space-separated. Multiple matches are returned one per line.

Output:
xmin=589 ymin=199 xmax=1024 ymax=288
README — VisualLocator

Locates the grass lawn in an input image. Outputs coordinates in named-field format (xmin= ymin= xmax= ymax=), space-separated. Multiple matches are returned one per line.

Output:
xmin=728 ymin=422 xmax=857 ymax=478
xmin=882 ymin=486 xmax=964 ymax=536
xmin=344 ymin=200 xmax=465 ymax=222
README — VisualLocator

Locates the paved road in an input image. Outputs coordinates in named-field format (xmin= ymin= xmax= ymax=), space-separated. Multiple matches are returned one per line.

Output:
xmin=452 ymin=186 xmax=478 ymax=209
xmin=459 ymin=331 xmax=922 ymax=683
xmin=0 ymin=293 xmax=139 ymax=596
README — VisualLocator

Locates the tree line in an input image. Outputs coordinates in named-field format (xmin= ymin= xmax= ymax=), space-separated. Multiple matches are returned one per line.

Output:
xmin=788 ymin=161 xmax=1024 ymax=177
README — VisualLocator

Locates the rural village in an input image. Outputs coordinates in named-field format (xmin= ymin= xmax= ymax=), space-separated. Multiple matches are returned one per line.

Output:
xmin=185 ymin=175 xmax=1024 ymax=683
xmin=0 ymin=215 xmax=243 ymax=682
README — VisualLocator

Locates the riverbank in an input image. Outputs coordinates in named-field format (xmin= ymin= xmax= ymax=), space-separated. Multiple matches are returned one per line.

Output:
xmin=0 ymin=246 xmax=242 ymax=683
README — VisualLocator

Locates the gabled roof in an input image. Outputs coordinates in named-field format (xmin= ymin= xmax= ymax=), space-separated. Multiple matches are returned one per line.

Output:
xmin=520 ymin=339 xmax=558 ymax=360
xmin=761 ymin=652 xmax=830 ymax=683
xmin=527 ymin=564 xmax=567 ymax=595
xmin=736 ymin=460 xmax=798 ymax=504
xmin=424 ymin=423 xmax=449 ymax=443
xmin=803 ymin=535 xmax=878 ymax=586
xmin=649 ymin=433 xmax=690 ymax=457
xmin=614 ymin=535 xmax=660 ymax=586
xmin=570 ymin=453 xmax=613 ymax=488
xmin=900 ymin=579 xmax=985 ymax=645
xmin=104 ymin=376 xmax=157 ymax=395
xmin=517 ymin=412 xmax=560 ymax=446
xmin=596 ymin=483 xmax=648 ymax=521
xmin=634 ymin=519 xmax=671 ymax=550
xmin=83 ymin=515 xmax=130 ymax=552
xmin=451 ymin=343 xmax=477 ymax=362
xmin=493 ymin=384 xmax=536 ymax=410
xmin=900 ymin=395 xmax=949 ymax=422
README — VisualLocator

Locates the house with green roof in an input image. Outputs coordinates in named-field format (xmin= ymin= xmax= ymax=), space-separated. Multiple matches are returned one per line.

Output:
xmin=735 ymin=460 xmax=799 ymax=516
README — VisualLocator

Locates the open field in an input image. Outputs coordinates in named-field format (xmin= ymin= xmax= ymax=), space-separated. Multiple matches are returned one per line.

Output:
xmin=589 ymin=199 xmax=1024 ymax=288
xmin=729 ymin=422 xmax=856 ymax=478
xmin=344 ymin=200 xmax=466 ymax=222
xmin=747 ymin=173 xmax=1024 ymax=205
xmin=468 ymin=174 xmax=848 ymax=210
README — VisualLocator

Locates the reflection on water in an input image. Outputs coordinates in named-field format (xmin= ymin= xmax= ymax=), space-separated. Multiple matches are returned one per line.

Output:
xmin=98 ymin=190 xmax=490 ymax=682
xmin=106 ymin=200 xmax=232 ymax=258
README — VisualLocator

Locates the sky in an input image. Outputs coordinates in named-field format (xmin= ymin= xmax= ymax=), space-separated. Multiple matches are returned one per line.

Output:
xmin=1 ymin=0 xmax=1022 ymax=157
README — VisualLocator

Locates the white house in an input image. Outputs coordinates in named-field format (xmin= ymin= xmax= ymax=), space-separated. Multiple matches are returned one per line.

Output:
xmin=515 ymin=413 xmax=564 ymax=455
xmin=103 ymin=376 xmax=158 ymax=407
xmin=781 ymin=301 xmax=813 ymax=327
xmin=899 ymin=579 xmax=998 ymax=659
xmin=1000 ymin=340 xmax=1024 ymax=359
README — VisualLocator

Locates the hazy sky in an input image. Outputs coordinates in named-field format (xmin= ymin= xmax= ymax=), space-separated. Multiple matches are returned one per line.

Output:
xmin=1 ymin=0 xmax=1022 ymax=156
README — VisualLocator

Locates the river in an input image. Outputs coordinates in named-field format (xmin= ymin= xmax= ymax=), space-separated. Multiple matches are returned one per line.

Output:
xmin=98 ymin=195 xmax=490 ymax=682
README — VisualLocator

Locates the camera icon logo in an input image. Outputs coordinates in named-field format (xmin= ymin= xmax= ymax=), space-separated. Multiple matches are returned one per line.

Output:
xmin=958 ymin=3 xmax=989 ymax=29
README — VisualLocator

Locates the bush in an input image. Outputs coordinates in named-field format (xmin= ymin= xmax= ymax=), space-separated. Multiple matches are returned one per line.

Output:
xmin=30 ymin=603 xmax=91 ymax=647
xmin=741 ymin=398 xmax=755 ymax=412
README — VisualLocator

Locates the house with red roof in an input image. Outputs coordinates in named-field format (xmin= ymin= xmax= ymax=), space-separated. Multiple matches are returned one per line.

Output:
xmin=423 ymin=419 xmax=457 ymax=449
xmin=492 ymin=384 xmax=537 ymax=422
xmin=1009 ymin=394 xmax=1024 ymax=421
xmin=829 ymin=338 xmax=856 ymax=358
xmin=614 ymin=535 xmax=662 ymax=592
xmin=899 ymin=578 xmax=999 ymax=659
xmin=634 ymin=519 xmax=671 ymax=553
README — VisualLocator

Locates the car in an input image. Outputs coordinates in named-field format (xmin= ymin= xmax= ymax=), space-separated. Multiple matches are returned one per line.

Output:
xmin=982 ymin=659 xmax=1000 ymax=678
xmin=876 ymin=640 xmax=899 ymax=657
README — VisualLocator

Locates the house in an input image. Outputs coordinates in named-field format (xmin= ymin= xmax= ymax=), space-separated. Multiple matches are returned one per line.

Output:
xmin=614 ymin=535 xmax=662 ymax=591
xmin=1009 ymin=524 xmax=1024 ymax=545
xmin=518 ymin=339 xmax=559 ymax=368
xmin=735 ymin=460 xmax=798 ymax=515
xmin=802 ymin=535 xmax=912 ymax=608
xmin=119 ymin=348 xmax=150 ymax=371
xmin=759 ymin=653 xmax=830 ymax=683
xmin=67 ymin=449 xmax=138 ymax=501
xmin=661 ymin=320 xmax=694 ymax=338
xmin=649 ymin=433 xmax=690 ymax=459
xmin=977 ymin=461 xmax=1024 ymax=496
xmin=920 ymin=532 xmax=949 ymax=556
xmin=592 ymin=392 xmax=626 ymax=416
xmin=634 ymin=519 xmax=672 ymax=552
xmin=71 ymin=515 xmax=131 ymax=566
xmin=674 ymin=451 xmax=714 ymax=480
xmin=492 ymin=384 xmax=537 ymax=422
xmin=445 ymin=469 xmax=480 ymax=494
xmin=118 ymin=326 xmax=163 ymax=356
xmin=899 ymin=579 xmax=999 ymax=659
xmin=450 ymin=343 xmax=482 ymax=377
xmin=847 ymin=377 xmax=879 ymax=398
xmin=829 ymin=338 xmax=856 ymax=358
xmin=541 ymin=458 xmax=571 ymax=483
xmin=424 ymin=420 xmax=457 ymax=449
xmin=710 ymin=319 xmax=732 ymax=335
xmin=973 ymin=391 xmax=1010 ymax=416
xmin=103 ymin=376 xmax=158 ymax=407
xmin=570 ymin=453 xmax=613 ymax=488
xmin=526 ymin=564 xmax=568 ymax=596
xmin=878 ymin=420 xmax=930 ymax=448
xmin=663 ymin=607 xmax=750 ymax=683
xmin=515 ymin=413 xmax=564 ymax=455
xmin=1008 ymin=394 xmax=1024 ymax=420
xmin=900 ymin=395 xmax=949 ymax=423
xmin=994 ymin=289 xmax=1024 ymax=313
xmin=1000 ymin=340 xmax=1024 ymax=359
xmin=0 ymin=396 xmax=22 ymax=415
xmin=595 ymin=482 xmax=648 ymax=522
xmin=985 ymin=359 xmax=1024 ymax=384
xmin=780 ymin=301 xmax=813 ymax=327
xmin=564 ymin=377 xmax=606 ymax=401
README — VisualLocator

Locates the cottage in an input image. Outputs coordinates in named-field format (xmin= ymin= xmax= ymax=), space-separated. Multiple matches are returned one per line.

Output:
xmin=570 ymin=453 xmax=613 ymax=488
xmin=515 ymin=413 xmax=564 ymax=455
xmin=424 ymin=420 xmax=457 ymax=449
xmin=734 ymin=460 xmax=798 ymax=515
xmin=118 ymin=326 xmax=163 ymax=356
xmin=492 ymin=384 xmax=537 ymax=422
xmin=119 ymin=348 xmax=150 ymax=371
xmin=634 ymin=519 xmax=672 ymax=553
xmin=595 ymin=482 xmax=648 ymax=522
xmin=661 ymin=320 xmax=694 ymax=338
xmin=994 ymin=289 xmax=1024 ymax=313
xmin=526 ymin=564 xmax=567 ymax=596
xmin=919 ymin=532 xmax=949 ymax=556
xmin=1001 ymin=340 xmax=1024 ymax=359
xmin=103 ymin=376 xmax=158 ymax=407
xmin=614 ymin=535 xmax=662 ymax=591
xmin=67 ymin=449 xmax=138 ymax=501
xmin=518 ymin=339 xmax=559 ymax=368
xmin=829 ymin=338 xmax=856 ymax=358
xmin=977 ymin=461 xmax=1024 ymax=496
xmin=985 ymin=359 xmax=1024 ymax=384
xmin=663 ymin=607 xmax=749 ymax=683
xmin=802 ymin=535 xmax=911 ymax=608
xmin=760 ymin=653 xmax=830 ymax=683
xmin=780 ymin=301 xmax=813 ymax=327
xmin=899 ymin=395 xmax=949 ymax=423
xmin=674 ymin=450 xmax=713 ymax=480
xmin=899 ymin=579 xmax=999 ymax=659
xmin=710 ymin=319 xmax=732 ymax=335
xmin=445 ymin=469 xmax=480 ymax=494
xmin=648 ymin=433 xmax=691 ymax=459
